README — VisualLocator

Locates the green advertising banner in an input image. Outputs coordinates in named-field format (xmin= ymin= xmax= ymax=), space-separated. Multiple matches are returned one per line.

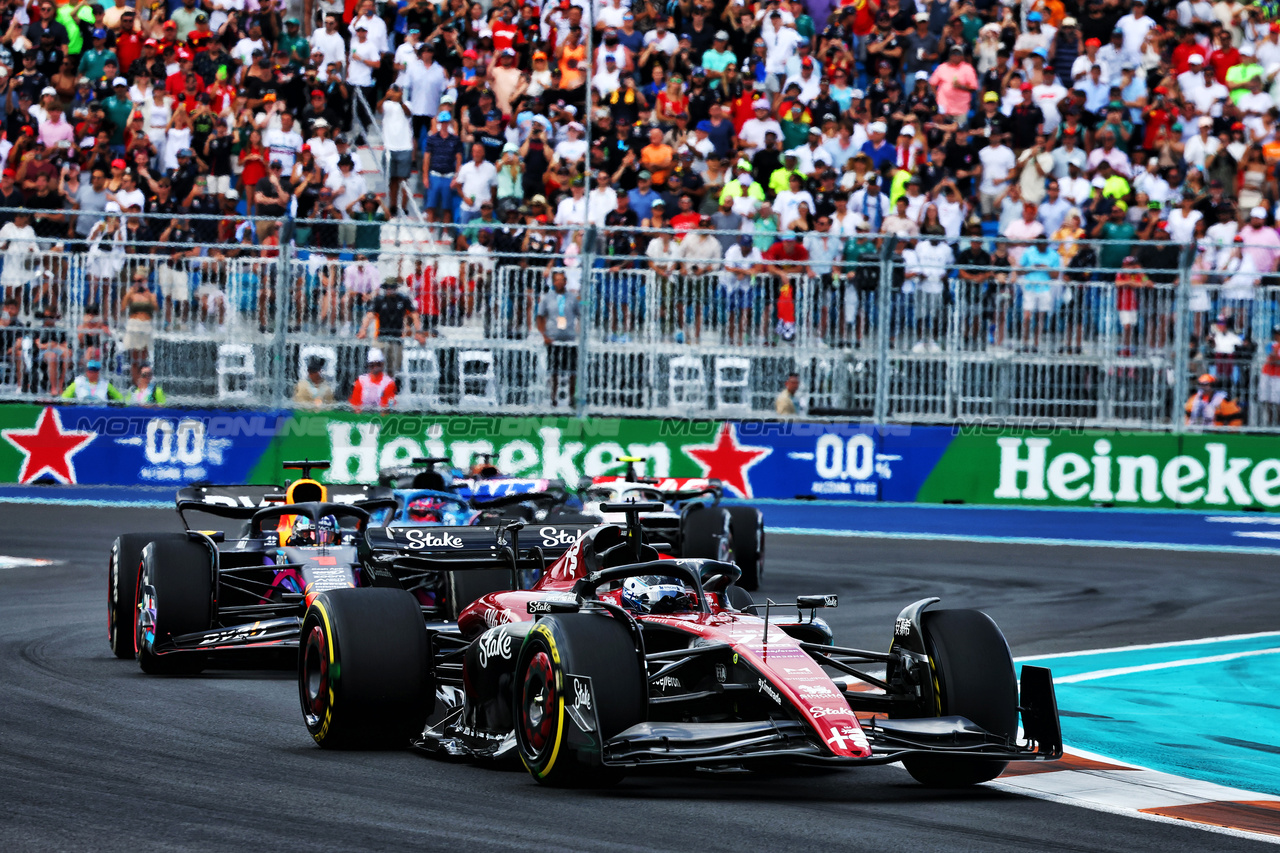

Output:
xmin=4 ymin=399 xmax=1279 ymax=513
xmin=246 ymin=412 xmax=715 ymax=486
xmin=917 ymin=431 xmax=1280 ymax=511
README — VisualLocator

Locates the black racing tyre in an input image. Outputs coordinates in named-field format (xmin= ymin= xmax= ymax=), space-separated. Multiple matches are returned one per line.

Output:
xmin=900 ymin=609 xmax=1019 ymax=787
xmin=515 ymin=613 xmax=645 ymax=787
xmin=726 ymin=506 xmax=764 ymax=591
xmin=109 ymin=531 xmax=183 ymax=659
xmin=299 ymin=587 xmax=433 ymax=749
xmin=725 ymin=584 xmax=757 ymax=614
xmin=447 ymin=569 xmax=514 ymax=620
xmin=135 ymin=538 xmax=214 ymax=675
xmin=680 ymin=505 xmax=733 ymax=563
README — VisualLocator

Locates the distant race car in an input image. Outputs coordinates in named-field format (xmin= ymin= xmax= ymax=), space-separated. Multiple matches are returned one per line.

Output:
xmin=377 ymin=456 xmax=591 ymax=528
xmin=296 ymin=502 xmax=1062 ymax=789
xmin=377 ymin=455 xmax=764 ymax=589
xmin=583 ymin=457 xmax=765 ymax=590
xmin=107 ymin=461 xmax=596 ymax=674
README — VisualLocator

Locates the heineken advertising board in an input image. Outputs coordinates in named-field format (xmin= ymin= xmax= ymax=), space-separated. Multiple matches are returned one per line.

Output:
xmin=0 ymin=402 xmax=1277 ymax=512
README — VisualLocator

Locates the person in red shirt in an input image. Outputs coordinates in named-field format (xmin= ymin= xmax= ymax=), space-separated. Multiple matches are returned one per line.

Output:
xmin=1208 ymin=30 xmax=1240 ymax=84
xmin=166 ymin=51 xmax=204 ymax=98
xmin=1170 ymin=29 xmax=1208 ymax=75
xmin=349 ymin=349 xmax=397 ymax=410
xmin=158 ymin=20 xmax=179 ymax=52
xmin=1260 ymin=325 xmax=1280 ymax=423
xmin=115 ymin=8 xmax=143 ymax=74
xmin=669 ymin=193 xmax=701 ymax=232
xmin=407 ymin=258 xmax=441 ymax=336
xmin=1114 ymin=255 xmax=1149 ymax=356
xmin=763 ymin=232 xmax=811 ymax=342
xmin=490 ymin=6 xmax=523 ymax=54
xmin=1141 ymin=88 xmax=1176 ymax=151
xmin=187 ymin=15 xmax=216 ymax=53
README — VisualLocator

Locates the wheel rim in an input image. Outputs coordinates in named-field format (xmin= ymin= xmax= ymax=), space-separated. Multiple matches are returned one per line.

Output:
xmin=108 ymin=549 xmax=117 ymax=646
xmin=521 ymin=651 xmax=556 ymax=753
xmin=133 ymin=560 xmax=151 ymax=655
xmin=302 ymin=624 xmax=329 ymax=728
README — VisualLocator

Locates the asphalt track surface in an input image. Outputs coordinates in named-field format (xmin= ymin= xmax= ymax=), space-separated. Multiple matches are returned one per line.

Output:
xmin=2 ymin=504 xmax=1277 ymax=852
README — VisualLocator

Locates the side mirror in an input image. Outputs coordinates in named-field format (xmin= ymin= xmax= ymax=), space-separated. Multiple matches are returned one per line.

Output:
xmin=797 ymin=594 xmax=838 ymax=609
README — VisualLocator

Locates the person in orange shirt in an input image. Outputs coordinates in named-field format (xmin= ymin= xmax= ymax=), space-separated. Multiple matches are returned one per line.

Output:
xmin=349 ymin=348 xmax=396 ymax=411
xmin=640 ymin=126 xmax=675 ymax=186
xmin=557 ymin=27 xmax=586 ymax=90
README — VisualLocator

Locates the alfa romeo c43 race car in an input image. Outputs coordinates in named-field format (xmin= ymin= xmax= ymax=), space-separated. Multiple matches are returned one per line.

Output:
xmin=108 ymin=461 xmax=596 ymax=674
xmin=297 ymin=503 xmax=1061 ymax=788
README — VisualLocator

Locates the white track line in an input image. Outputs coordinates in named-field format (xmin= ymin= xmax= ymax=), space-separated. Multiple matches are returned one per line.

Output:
xmin=1054 ymin=648 xmax=1280 ymax=684
xmin=1017 ymin=630 xmax=1280 ymax=662
xmin=1007 ymin=637 xmax=1280 ymax=841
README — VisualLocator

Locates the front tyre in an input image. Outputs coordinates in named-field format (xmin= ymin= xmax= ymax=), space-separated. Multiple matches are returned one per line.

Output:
xmin=900 ymin=609 xmax=1018 ymax=787
xmin=135 ymin=538 xmax=213 ymax=675
xmin=515 ymin=614 xmax=645 ymax=787
xmin=109 ymin=532 xmax=184 ymax=658
xmin=300 ymin=587 xmax=432 ymax=749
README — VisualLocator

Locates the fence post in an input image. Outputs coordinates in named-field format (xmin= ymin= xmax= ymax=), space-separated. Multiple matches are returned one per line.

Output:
xmin=272 ymin=229 xmax=294 ymax=406
xmin=575 ymin=226 xmax=597 ymax=418
xmin=873 ymin=235 xmax=897 ymax=427
xmin=1170 ymin=242 xmax=1193 ymax=434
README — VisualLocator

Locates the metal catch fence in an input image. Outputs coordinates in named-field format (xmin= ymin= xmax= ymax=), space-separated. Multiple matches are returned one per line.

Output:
xmin=2 ymin=224 xmax=1278 ymax=431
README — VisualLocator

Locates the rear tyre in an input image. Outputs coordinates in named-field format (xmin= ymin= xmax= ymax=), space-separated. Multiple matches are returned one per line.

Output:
xmin=680 ymin=506 xmax=732 ymax=563
xmin=109 ymin=532 xmax=183 ymax=658
xmin=515 ymin=614 xmax=645 ymax=787
xmin=300 ymin=587 xmax=432 ymax=749
xmin=726 ymin=506 xmax=764 ymax=591
xmin=135 ymin=538 xmax=214 ymax=675
xmin=900 ymin=609 xmax=1018 ymax=787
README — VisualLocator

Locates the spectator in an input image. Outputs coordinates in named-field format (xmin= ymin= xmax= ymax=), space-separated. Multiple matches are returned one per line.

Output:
xmin=775 ymin=372 xmax=802 ymax=417
xmin=1260 ymin=326 xmax=1280 ymax=424
xmin=119 ymin=269 xmax=157 ymax=387
xmin=536 ymin=270 xmax=578 ymax=406
xmin=1186 ymin=374 xmax=1243 ymax=427
xmin=357 ymin=278 xmax=422 ymax=379
xmin=350 ymin=348 xmax=396 ymax=411
xmin=126 ymin=364 xmax=166 ymax=406
xmin=422 ymin=109 xmax=463 ymax=228
xmin=1018 ymin=237 xmax=1061 ymax=351
xmin=0 ymin=211 xmax=38 ymax=294
xmin=60 ymin=355 xmax=122 ymax=402
xmin=348 ymin=193 xmax=390 ymax=260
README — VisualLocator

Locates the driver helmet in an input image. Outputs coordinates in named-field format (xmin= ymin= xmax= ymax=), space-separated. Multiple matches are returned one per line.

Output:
xmin=316 ymin=514 xmax=339 ymax=545
xmin=621 ymin=575 xmax=693 ymax=614
xmin=289 ymin=516 xmax=314 ymax=545
xmin=408 ymin=497 xmax=444 ymax=523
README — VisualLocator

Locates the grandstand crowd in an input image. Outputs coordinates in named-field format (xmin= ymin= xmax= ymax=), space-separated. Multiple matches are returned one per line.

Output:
xmin=0 ymin=0 xmax=1278 ymax=418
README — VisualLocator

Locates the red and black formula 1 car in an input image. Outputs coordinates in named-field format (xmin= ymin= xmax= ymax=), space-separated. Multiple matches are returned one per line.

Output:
xmin=108 ymin=461 xmax=596 ymax=674
xmin=297 ymin=502 xmax=1061 ymax=787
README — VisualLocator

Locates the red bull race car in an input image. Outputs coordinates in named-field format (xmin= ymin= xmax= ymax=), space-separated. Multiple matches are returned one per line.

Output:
xmin=107 ymin=461 xmax=596 ymax=674
xmin=297 ymin=503 xmax=1061 ymax=788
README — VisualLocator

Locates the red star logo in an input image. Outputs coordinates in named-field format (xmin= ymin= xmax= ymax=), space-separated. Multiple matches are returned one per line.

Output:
xmin=683 ymin=424 xmax=771 ymax=499
xmin=2 ymin=407 xmax=96 ymax=485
